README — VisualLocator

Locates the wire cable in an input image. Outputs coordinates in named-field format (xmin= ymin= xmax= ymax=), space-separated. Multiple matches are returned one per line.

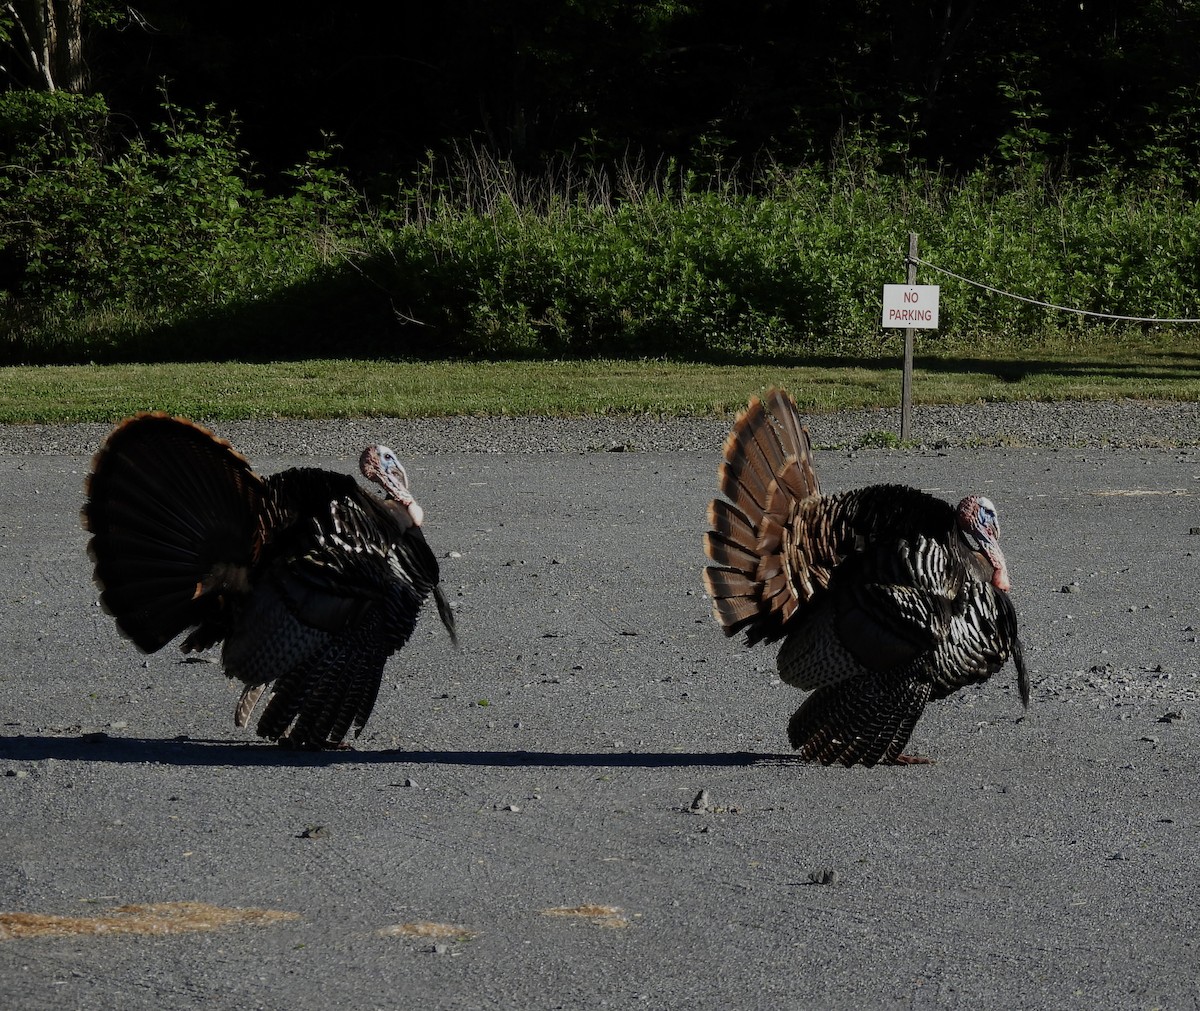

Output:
xmin=912 ymin=255 xmax=1200 ymax=324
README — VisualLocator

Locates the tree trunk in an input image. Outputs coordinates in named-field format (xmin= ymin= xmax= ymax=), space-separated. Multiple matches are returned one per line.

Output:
xmin=2 ymin=0 xmax=87 ymax=91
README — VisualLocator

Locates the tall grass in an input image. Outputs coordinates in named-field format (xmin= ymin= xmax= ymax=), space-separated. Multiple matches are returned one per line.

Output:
xmin=2 ymin=108 xmax=1198 ymax=365
xmin=368 ymin=145 xmax=1200 ymax=360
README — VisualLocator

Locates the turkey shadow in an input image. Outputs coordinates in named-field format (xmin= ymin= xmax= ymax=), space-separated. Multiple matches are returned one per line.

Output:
xmin=0 ymin=733 xmax=802 ymax=769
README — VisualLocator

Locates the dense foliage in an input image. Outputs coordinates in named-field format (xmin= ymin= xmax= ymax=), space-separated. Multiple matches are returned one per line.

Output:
xmin=2 ymin=93 xmax=1198 ymax=365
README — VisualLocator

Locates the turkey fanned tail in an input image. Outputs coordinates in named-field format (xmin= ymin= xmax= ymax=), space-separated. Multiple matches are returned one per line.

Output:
xmin=84 ymin=413 xmax=455 ymax=749
xmin=703 ymin=388 xmax=1028 ymax=767
xmin=81 ymin=412 xmax=263 ymax=653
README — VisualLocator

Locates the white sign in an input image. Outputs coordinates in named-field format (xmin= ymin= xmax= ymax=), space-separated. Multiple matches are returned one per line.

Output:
xmin=882 ymin=284 xmax=940 ymax=329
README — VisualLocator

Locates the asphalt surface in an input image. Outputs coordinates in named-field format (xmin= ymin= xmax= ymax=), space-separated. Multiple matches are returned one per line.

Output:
xmin=0 ymin=411 xmax=1197 ymax=1010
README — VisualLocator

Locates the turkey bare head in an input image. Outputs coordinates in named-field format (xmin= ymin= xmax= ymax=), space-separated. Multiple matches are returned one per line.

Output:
xmin=956 ymin=495 xmax=1010 ymax=592
xmin=360 ymin=445 xmax=423 ymax=527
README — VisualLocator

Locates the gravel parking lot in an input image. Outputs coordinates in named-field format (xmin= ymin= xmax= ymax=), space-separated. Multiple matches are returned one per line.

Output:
xmin=1 ymin=403 xmax=1196 ymax=1009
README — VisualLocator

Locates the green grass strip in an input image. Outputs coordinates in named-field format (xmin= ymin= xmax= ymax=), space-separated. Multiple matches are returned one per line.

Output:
xmin=1 ymin=337 xmax=1196 ymax=424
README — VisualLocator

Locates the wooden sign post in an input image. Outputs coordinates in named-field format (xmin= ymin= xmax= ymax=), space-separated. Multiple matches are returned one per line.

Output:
xmin=881 ymin=233 xmax=939 ymax=440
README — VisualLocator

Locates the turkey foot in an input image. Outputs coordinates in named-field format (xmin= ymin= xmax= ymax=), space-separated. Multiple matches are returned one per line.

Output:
xmin=890 ymin=753 xmax=934 ymax=766
xmin=278 ymin=734 xmax=354 ymax=752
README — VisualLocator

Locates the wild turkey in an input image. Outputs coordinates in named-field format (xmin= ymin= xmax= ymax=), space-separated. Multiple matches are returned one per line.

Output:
xmin=82 ymin=413 xmax=456 ymax=749
xmin=703 ymin=388 xmax=1027 ymax=766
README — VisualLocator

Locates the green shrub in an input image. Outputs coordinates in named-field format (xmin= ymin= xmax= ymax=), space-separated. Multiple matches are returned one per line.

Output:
xmin=3 ymin=99 xmax=1200 ymax=364
xmin=0 ymin=92 xmax=367 ymax=361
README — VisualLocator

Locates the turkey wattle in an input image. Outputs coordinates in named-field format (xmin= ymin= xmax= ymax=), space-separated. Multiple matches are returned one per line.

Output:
xmin=703 ymin=388 xmax=1028 ymax=767
xmin=82 ymin=413 xmax=456 ymax=749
